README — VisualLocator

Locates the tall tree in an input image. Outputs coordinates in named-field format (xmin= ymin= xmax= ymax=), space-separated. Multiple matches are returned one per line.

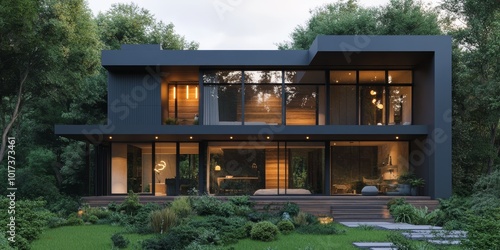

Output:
xmin=95 ymin=3 xmax=198 ymax=50
xmin=0 ymin=0 xmax=100 ymax=163
xmin=279 ymin=0 xmax=442 ymax=49
xmin=442 ymin=0 xmax=500 ymax=188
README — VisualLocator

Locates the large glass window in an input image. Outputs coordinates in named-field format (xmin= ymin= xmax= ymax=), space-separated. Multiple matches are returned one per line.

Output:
xmin=244 ymin=84 xmax=282 ymax=125
xmin=207 ymin=142 xmax=324 ymax=195
xmin=111 ymin=143 xmax=152 ymax=194
xmin=203 ymin=71 xmax=242 ymax=125
xmin=179 ymin=143 xmax=199 ymax=194
xmin=360 ymin=86 xmax=386 ymax=125
xmin=330 ymin=141 xmax=409 ymax=194
xmin=154 ymin=143 xmax=176 ymax=196
xmin=389 ymin=86 xmax=412 ymax=125
xmin=330 ymin=70 xmax=412 ymax=125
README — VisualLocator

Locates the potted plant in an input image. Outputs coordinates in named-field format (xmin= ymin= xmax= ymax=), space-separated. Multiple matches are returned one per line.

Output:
xmin=410 ymin=178 xmax=425 ymax=196
xmin=397 ymin=172 xmax=415 ymax=195
xmin=164 ymin=117 xmax=178 ymax=125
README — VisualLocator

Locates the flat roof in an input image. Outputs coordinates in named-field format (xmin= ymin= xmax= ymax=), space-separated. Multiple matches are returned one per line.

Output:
xmin=102 ymin=35 xmax=451 ymax=70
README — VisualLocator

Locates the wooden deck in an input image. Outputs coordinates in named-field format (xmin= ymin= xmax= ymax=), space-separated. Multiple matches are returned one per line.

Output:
xmin=81 ymin=195 xmax=439 ymax=222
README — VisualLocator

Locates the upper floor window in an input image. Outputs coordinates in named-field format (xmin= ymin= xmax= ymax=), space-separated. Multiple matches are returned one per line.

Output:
xmin=330 ymin=70 xmax=412 ymax=125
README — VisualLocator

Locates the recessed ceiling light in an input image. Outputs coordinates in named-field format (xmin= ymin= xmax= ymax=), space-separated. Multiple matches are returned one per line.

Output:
xmin=266 ymin=136 xmax=270 ymax=140
xmin=306 ymin=136 xmax=310 ymax=140
xmin=109 ymin=136 xmax=112 ymax=139
xmin=155 ymin=136 xmax=158 ymax=140
xmin=396 ymin=136 xmax=399 ymax=140
xmin=230 ymin=136 xmax=233 ymax=140
xmin=189 ymin=136 xmax=193 ymax=140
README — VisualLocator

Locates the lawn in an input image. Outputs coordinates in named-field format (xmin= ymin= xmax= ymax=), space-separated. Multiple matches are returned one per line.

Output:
xmin=230 ymin=225 xmax=392 ymax=250
xmin=31 ymin=224 xmax=152 ymax=250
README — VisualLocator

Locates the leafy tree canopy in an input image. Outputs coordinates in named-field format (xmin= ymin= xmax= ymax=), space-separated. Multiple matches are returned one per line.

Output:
xmin=95 ymin=3 xmax=199 ymax=50
xmin=279 ymin=0 xmax=442 ymax=49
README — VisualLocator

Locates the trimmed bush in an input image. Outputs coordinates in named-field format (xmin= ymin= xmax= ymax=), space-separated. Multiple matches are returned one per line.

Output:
xmin=86 ymin=215 xmax=99 ymax=224
xmin=171 ymin=196 xmax=192 ymax=218
xmin=277 ymin=220 xmax=295 ymax=234
xmin=191 ymin=195 xmax=234 ymax=217
xmin=150 ymin=208 xmax=178 ymax=234
xmin=250 ymin=221 xmax=279 ymax=242
xmin=111 ymin=233 xmax=129 ymax=248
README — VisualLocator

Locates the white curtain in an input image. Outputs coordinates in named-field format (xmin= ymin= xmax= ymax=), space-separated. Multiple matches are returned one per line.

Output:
xmin=203 ymin=86 xmax=219 ymax=125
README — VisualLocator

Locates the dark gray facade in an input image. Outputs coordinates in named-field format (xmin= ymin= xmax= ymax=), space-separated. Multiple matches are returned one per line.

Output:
xmin=55 ymin=35 xmax=452 ymax=199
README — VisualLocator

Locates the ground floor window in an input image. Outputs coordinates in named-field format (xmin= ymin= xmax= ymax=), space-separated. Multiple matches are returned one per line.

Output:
xmin=207 ymin=142 xmax=324 ymax=195
xmin=111 ymin=142 xmax=199 ymax=196
xmin=330 ymin=141 xmax=409 ymax=194
xmin=111 ymin=143 xmax=153 ymax=195
xmin=108 ymin=140 xmax=410 ymax=196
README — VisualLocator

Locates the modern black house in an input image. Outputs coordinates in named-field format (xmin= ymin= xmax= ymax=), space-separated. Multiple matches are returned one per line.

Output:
xmin=55 ymin=35 xmax=452 ymax=199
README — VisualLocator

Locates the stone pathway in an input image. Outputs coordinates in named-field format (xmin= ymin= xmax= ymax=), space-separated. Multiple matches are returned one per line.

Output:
xmin=341 ymin=222 xmax=467 ymax=249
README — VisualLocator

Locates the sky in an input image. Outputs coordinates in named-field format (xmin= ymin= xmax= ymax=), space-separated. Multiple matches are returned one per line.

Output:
xmin=87 ymin=0 xmax=438 ymax=50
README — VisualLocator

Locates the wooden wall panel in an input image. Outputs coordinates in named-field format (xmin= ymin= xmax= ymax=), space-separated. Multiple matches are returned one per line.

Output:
xmin=265 ymin=148 xmax=288 ymax=189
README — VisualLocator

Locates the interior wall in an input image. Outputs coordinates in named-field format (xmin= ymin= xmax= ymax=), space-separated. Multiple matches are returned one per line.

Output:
xmin=111 ymin=144 xmax=127 ymax=194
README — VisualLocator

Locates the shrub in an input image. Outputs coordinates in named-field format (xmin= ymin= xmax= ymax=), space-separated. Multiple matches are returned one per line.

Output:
xmin=47 ymin=195 xmax=80 ymax=217
xmin=65 ymin=215 xmax=84 ymax=226
xmin=243 ymin=221 xmax=255 ymax=237
xmin=228 ymin=195 xmax=254 ymax=207
xmin=296 ymin=223 xmax=346 ymax=235
xmin=119 ymin=190 xmax=142 ymax=215
xmin=126 ymin=202 xmax=162 ymax=233
xmin=84 ymin=206 xmax=112 ymax=219
xmin=387 ymin=197 xmax=408 ymax=212
xmin=191 ymin=195 xmax=234 ymax=216
xmin=193 ymin=229 xmax=222 ymax=246
xmin=171 ymin=196 xmax=192 ymax=218
xmin=462 ymin=207 xmax=500 ymax=250
xmin=411 ymin=206 xmax=440 ymax=225
xmin=250 ymin=221 xmax=279 ymax=241
xmin=280 ymin=202 xmax=300 ymax=217
xmin=111 ymin=233 xmax=129 ymax=248
xmin=277 ymin=220 xmax=295 ymax=234
xmin=0 ymin=232 xmax=14 ymax=250
xmin=47 ymin=217 xmax=67 ymax=228
xmin=391 ymin=204 xmax=416 ymax=224
xmin=435 ymin=195 xmax=470 ymax=228
xmin=293 ymin=212 xmax=318 ymax=227
xmin=0 ymin=198 xmax=56 ymax=249
xmin=186 ymin=215 xmax=247 ymax=243
xmin=150 ymin=208 xmax=179 ymax=234
xmin=169 ymin=224 xmax=204 ymax=247
xmin=86 ymin=215 xmax=99 ymax=224
xmin=387 ymin=232 xmax=434 ymax=250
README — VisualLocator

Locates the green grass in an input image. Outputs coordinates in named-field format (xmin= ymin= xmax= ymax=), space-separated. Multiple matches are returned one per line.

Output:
xmin=31 ymin=224 xmax=153 ymax=250
xmin=229 ymin=225 xmax=391 ymax=250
